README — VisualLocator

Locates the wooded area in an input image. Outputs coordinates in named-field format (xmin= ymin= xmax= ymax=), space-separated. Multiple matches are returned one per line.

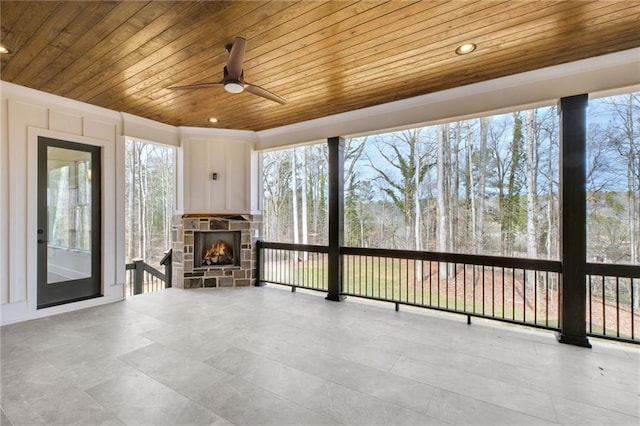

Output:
xmin=124 ymin=139 xmax=175 ymax=265
xmin=263 ymin=92 xmax=639 ymax=266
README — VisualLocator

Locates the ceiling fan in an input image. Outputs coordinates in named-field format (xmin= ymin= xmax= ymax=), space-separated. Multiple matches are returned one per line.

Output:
xmin=168 ymin=37 xmax=286 ymax=104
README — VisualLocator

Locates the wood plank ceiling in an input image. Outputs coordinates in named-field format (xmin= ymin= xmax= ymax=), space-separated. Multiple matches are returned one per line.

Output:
xmin=1 ymin=1 xmax=639 ymax=132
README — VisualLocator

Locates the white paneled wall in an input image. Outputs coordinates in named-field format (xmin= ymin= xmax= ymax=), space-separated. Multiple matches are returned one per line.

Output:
xmin=0 ymin=82 xmax=124 ymax=324
xmin=0 ymin=84 xmax=261 ymax=325
xmin=180 ymin=128 xmax=259 ymax=215
xmin=0 ymin=84 xmax=125 ymax=324
xmin=0 ymin=98 xmax=8 ymax=305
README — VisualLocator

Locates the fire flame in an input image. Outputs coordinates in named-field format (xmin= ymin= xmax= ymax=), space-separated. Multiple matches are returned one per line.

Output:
xmin=203 ymin=240 xmax=233 ymax=265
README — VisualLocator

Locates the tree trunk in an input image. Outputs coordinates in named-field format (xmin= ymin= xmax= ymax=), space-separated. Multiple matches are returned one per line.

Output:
xmin=476 ymin=117 xmax=488 ymax=254
xmin=449 ymin=124 xmax=459 ymax=253
xmin=414 ymin=132 xmax=422 ymax=252
xmin=127 ymin=142 xmax=136 ymax=261
xmin=437 ymin=124 xmax=449 ymax=278
xmin=465 ymin=122 xmax=477 ymax=253
xmin=291 ymin=148 xmax=299 ymax=249
xmin=300 ymin=147 xmax=309 ymax=260
xmin=137 ymin=142 xmax=147 ymax=260
xmin=525 ymin=109 xmax=538 ymax=288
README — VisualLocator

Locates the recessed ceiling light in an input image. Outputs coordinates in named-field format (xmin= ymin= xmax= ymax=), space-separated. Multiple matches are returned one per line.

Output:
xmin=0 ymin=45 xmax=11 ymax=54
xmin=208 ymin=118 xmax=219 ymax=124
xmin=455 ymin=43 xmax=477 ymax=55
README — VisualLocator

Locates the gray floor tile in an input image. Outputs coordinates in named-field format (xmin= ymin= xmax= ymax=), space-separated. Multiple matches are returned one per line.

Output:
xmin=86 ymin=372 xmax=191 ymax=425
xmin=21 ymin=387 xmax=107 ymax=425
xmin=1 ymin=407 xmax=14 ymax=426
xmin=423 ymin=388 xmax=559 ymax=425
xmin=1 ymin=399 xmax=46 ymax=425
xmin=1 ymin=363 xmax=76 ymax=403
xmin=552 ymin=397 xmax=640 ymax=425
xmin=118 ymin=342 xmax=232 ymax=400
xmin=64 ymin=357 xmax=142 ymax=391
xmin=1 ymin=286 xmax=638 ymax=426
xmin=390 ymin=355 xmax=559 ymax=422
xmin=195 ymin=374 xmax=339 ymax=425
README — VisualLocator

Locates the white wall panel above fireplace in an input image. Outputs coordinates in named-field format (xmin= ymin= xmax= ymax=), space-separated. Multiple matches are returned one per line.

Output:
xmin=182 ymin=137 xmax=252 ymax=214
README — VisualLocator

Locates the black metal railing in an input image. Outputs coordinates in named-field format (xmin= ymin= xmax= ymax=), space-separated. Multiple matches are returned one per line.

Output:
xmin=257 ymin=241 xmax=640 ymax=344
xmin=125 ymin=249 xmax=173 ymax=296
xmin=586 ymin=262 xmax=640 ymax=343
xmin=257 ymin=241 xmax=328 ymax=292
xmin=342 ymin=247 xmax=561 ymax=330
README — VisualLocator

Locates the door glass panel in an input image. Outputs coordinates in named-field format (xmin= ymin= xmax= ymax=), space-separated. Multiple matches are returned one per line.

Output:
xmin=47 ymin=147 xmax=92 ymax=284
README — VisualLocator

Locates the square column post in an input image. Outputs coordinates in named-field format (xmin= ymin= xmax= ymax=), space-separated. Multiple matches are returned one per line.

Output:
xmin=326 ymin=136 xmax=346 ymax=301
xmin=557 ymin=94 xmax=591 ymax=347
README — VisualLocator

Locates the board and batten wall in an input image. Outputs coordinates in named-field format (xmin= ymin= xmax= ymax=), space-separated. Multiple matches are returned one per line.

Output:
xmin=0 ymin=83 xmax=262 ymax=325
xmin=180 ymin=127 xmax=260 ymax=215
xmin=0 ymin=82 xmax=125 ymax=324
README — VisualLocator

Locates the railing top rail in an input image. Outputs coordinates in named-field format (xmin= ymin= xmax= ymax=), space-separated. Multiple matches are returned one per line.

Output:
xmin=587 ymin=262 xmax=640 ymax=278
xmin=142 ymin=263 xmax=166 ymax=281
xmin=341 ymin=246 xmax=562 ymax=272
xmin=258 ymin=241 xmax=329 ymax=253
xmin=258 ymin=242 xmax=562 ymax=272
xmin=160 ymin=249 xmax=173 ymax=266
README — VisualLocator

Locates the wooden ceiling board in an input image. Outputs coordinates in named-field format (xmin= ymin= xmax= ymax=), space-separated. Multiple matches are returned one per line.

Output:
xmin=122 ymin=1 xmax=418 ymax=117
xmin=89 ymin=1 xmax=320 ymax=109
xmin=64 ymin=1 xmax=242 ymax=101
xmin=18 ymin=2 xmax=118 ymax=87
xmin=115 ymin=1 xmax=347 ymax=113
xmin=136 ymin=1 xmax=517 ymax=124
xmin=214 ymin=1 xmax=639 ymax=128
xmin=141 ymin=0 xmax=594 ymax=127
xmin=239 ymin=29 xmax=640 ymax=131
xmin=36 ymin=2 xmax=164 ymax=93
xmin=148 ymin=1 xmax=601 ymax=128
xmin=1 ymin=1 xmax=639 ymax=131
xmin=0 ymin=1 xmax=57 ymax=62
xmin=101 ymin=1 xmax=383 ymax=112
xmin=239 ymin=0 xmax=619 ymax=108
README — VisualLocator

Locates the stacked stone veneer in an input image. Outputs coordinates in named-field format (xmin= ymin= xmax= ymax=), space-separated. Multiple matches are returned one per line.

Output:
xmin=172 ymin=214 xmax=261 ymax=289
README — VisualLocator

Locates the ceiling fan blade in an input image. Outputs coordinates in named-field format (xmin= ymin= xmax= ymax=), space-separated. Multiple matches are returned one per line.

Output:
xmin=227 ymin=37 xmax=246 ymax=79
xmin=245 ymin=83 xmax=286 ymax=104
xmin=168 ymin=81 xmax=224 ymax=90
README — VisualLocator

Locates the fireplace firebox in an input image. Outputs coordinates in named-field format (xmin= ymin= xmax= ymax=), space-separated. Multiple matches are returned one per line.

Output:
xmin=194 ymin=231 xmax=241 ymax=269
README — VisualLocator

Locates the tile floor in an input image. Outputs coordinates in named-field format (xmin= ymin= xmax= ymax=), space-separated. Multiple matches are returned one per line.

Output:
xmin=1 ymin=286 xmax=639 ymax=425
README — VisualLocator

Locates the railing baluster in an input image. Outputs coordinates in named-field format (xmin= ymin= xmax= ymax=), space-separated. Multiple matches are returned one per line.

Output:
xmin=632 ymin=278 xmax=636 ymax=340
xmin=602 ymin=275 xmax=606 ymax=336
xmin=616 ymin=276 xmax=620 ymax=338
xmin=405 ymin=258 xmax=409 ymax=304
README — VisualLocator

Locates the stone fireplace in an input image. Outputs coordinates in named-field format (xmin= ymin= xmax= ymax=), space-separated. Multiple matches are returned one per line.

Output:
xmin=171 ymin=214 xmax=261 ymax=288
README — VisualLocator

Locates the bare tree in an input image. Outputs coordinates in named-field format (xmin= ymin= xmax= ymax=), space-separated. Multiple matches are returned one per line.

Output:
xmin=369 ymin=129 xmax=430 ymax=250
xmin=525 ymin=109 xmax=539 ymax=260
xmin=605 ymin=93 xmax=640 ymax=265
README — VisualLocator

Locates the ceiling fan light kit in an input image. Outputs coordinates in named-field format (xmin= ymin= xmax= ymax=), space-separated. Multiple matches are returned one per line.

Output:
xmin=169 ymin=37 xmax=285 ymax=104
xmin=224 ymin=82 xmax=244 ymax=93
